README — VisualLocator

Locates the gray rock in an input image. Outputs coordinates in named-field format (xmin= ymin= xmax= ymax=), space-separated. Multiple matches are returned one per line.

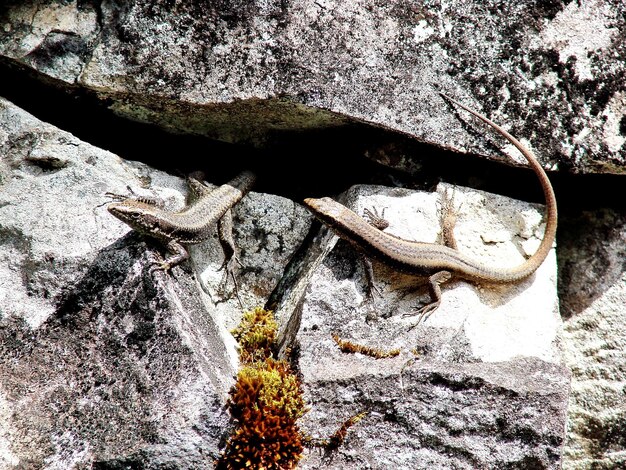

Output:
xmin=2 ymin=1 xmax=625 ymax=467
xmin=282 ymin=182 xmax=569 ymax=468
xmin=558 ymin=209 xmax=626 ymax=470
xmin=0 ymin=96 xmax=311 ymax=468
xmin=299 ymin=358 xmax=570 ymax=469
xmin=1 ymin=1 xmax=624 ymax=173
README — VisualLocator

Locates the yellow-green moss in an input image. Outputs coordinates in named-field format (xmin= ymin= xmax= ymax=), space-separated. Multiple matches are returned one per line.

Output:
xmin=231 ymin=306 xmax=278 ymax=364
xmin=216 ymin=308 xmax=305 ymax=469
xmin=236 ymin=359 xmax=307 ymax=422
xmin=216 ymin=308 xmax=365 ymax=469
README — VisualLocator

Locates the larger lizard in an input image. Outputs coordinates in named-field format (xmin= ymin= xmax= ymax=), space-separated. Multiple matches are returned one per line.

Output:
xmin=303 ymin=93 xmax=557 ymax=321
xmin=107 ymin=170 xmax=256 ymax=293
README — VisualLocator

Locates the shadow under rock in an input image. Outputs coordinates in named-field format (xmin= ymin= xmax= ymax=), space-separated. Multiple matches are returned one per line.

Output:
xmin=557 ymin=208 xmax=626 ymax=318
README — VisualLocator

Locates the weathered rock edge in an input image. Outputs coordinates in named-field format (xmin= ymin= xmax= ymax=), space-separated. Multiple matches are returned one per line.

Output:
xmin=1 ymin=0 xmax=624 ymax=173
xmin=0 ymin=96 xmax=311 ymax=468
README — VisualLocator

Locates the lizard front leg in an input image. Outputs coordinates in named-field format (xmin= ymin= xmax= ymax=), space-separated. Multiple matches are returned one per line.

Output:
xmin=365 ymin=200 xmax=457 ymax=323
xmin=150 ymin=240 xmax=189 ymax=273
xmin=363 ymin=206 xmax=389 ymax=231
xmin=359 ymin=252 xmax=383 ymax=300
xmin=216 ymin=209 xmax=243 ymax=306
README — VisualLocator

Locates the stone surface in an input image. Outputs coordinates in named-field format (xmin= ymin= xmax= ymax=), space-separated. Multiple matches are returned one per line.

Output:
xmin=558 ymin=209 xmax=626 ymax=470
xmin=288 ymin=183 xmax=561 ymax=362
xmin=558 ymin=209 xmax=626 ymax=319
xmin=0 ymin=97 xmax=311 ymax=468
xmin=562 ymin=274 xmax=626 ymax=470
xmin=1 ymin=0 xmax=625 ymax=173
xmin=299 ymin=358 xmax=570 ymax=469
xmin=280 ymin=183 xmax=569 ymax=468
xmin=1 ymin=1 xmax=625 ymax=467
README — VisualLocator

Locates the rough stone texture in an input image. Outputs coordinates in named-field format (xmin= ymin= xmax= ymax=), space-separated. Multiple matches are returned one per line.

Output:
xmin=1 ymin=0 xmax=625 ymax=173
xmin=0 ymin=97 xmax=311 ymax=468
xmin=281 ymin=183 xmax=569 ymax=468
xmin=299 ymin=358 xmax=570 ymax=469
xmin=1 ymin=1 xmax=625 ymax=468
xmin=558 ymin=209 xmax=626 ymax=470
xmin=562 ymin=275 xmax=626 ymax=470
xmin=0 ymin=251 xmax=232 ymax=469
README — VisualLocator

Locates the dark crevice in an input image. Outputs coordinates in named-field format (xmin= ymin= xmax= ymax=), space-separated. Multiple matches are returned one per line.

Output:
xmin=1 ymin=57 xmax=625 ymax=213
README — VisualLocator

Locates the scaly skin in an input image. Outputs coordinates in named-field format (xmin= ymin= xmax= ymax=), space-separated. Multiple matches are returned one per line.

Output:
xmin=107 ymin=170 xmax=255 ymax=275
xmin=304 ymin=94 xmax=557 ymax=321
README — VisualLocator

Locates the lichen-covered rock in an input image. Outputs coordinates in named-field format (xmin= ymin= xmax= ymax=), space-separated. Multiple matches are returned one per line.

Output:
xmin=277 ymin=183 xmax=569 ymax=468
xmin=0 ymin=97 xmax=311 ymax=468
xmin=1 ymin=0 xmax=624 ymax=173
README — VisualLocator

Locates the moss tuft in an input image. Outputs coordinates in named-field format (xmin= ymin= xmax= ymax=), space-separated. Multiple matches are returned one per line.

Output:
xmin=231 ymin=306 xmax=278 ymax=364
xmin=217 ymin=308 xmax=366 ymax=469
xmin=216 ymin=308 xmax=305 ymax=469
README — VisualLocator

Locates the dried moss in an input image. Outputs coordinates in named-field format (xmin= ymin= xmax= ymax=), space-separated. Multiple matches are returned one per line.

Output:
xmin=332 ymin=333 xmax=401 ymax=358
xmin=216 ymin=308 xmax=305 ymax=469
xmin=216 ymin=308 xmax=366 ymax=469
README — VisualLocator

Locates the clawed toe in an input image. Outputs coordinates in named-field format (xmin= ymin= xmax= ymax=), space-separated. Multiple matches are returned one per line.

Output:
xmin=404 ymin=300 xmax=441 ymax=328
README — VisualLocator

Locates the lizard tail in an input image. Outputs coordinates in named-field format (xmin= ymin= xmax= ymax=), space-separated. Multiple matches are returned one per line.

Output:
xmin=440 ymin=92 xmax=558 ymax=282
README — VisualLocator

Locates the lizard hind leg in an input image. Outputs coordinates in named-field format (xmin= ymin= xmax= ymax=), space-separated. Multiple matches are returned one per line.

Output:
xmin=439 ymin=188 xmax=462 ymax=250
xmin=405 ymin=270 xmax=453 ymax=326
xmin=216 ymin=209 xmax=244 ymax=308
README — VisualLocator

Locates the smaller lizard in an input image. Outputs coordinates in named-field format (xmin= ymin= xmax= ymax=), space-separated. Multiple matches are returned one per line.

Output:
xmin=106 ymin=170 xmax=256 ymax=299
xmin=304 ymin=93 xmax=557 ymax=322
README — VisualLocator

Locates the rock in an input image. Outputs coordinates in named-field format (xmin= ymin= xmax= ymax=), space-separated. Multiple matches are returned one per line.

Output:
xmin=1 ymin=0 xmax=624 ymax=173
xmin=0 ymin=96 xmax=311 ymax=468
xmin=562 ymin=274 xmax=626 ymax=470
xmin=283 ymin=183 xmax=562 ymax=362
xmin=558 ymin=209 xmax=626 ymax=470
xmin=2 ymin=1 xmax=625 ymax=467
xmin=279 ymin=182 xmax=569 ymax=468
xmin=299 ymin=358 xmax=570 ymax=469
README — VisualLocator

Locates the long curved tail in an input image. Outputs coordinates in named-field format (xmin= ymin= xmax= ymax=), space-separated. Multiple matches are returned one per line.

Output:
xmin=440 ymin=92 xmax=557 ymax=281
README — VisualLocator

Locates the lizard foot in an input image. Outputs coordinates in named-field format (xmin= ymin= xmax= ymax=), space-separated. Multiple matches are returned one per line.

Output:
xmin=148 ymin=261 xmax=171 ymax=275
xmin=363 ymin=207 xmax=389 ymax=230
xmin=405 ymin=300 xmax=441 ymax=328
xmin=367 ymin=282 xmax=383 ymax=299
xmin=217 ymin=258 xmax=243 ymax=308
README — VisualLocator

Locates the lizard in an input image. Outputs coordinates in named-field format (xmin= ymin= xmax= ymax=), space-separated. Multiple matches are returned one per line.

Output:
xmin=303 ymin=93 xmax=557 ymax=322
xmin=106 ymin=170 xmax=256 ymax=300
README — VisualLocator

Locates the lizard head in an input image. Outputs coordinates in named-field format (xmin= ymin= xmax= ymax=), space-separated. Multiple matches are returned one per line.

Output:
xmin=107 ymin=200 xmax=164 ymax=235
xmin=303 ymin=197 xmax=376 ymax=249
xmin=303 ymin=197 xmax=347 ymax=224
